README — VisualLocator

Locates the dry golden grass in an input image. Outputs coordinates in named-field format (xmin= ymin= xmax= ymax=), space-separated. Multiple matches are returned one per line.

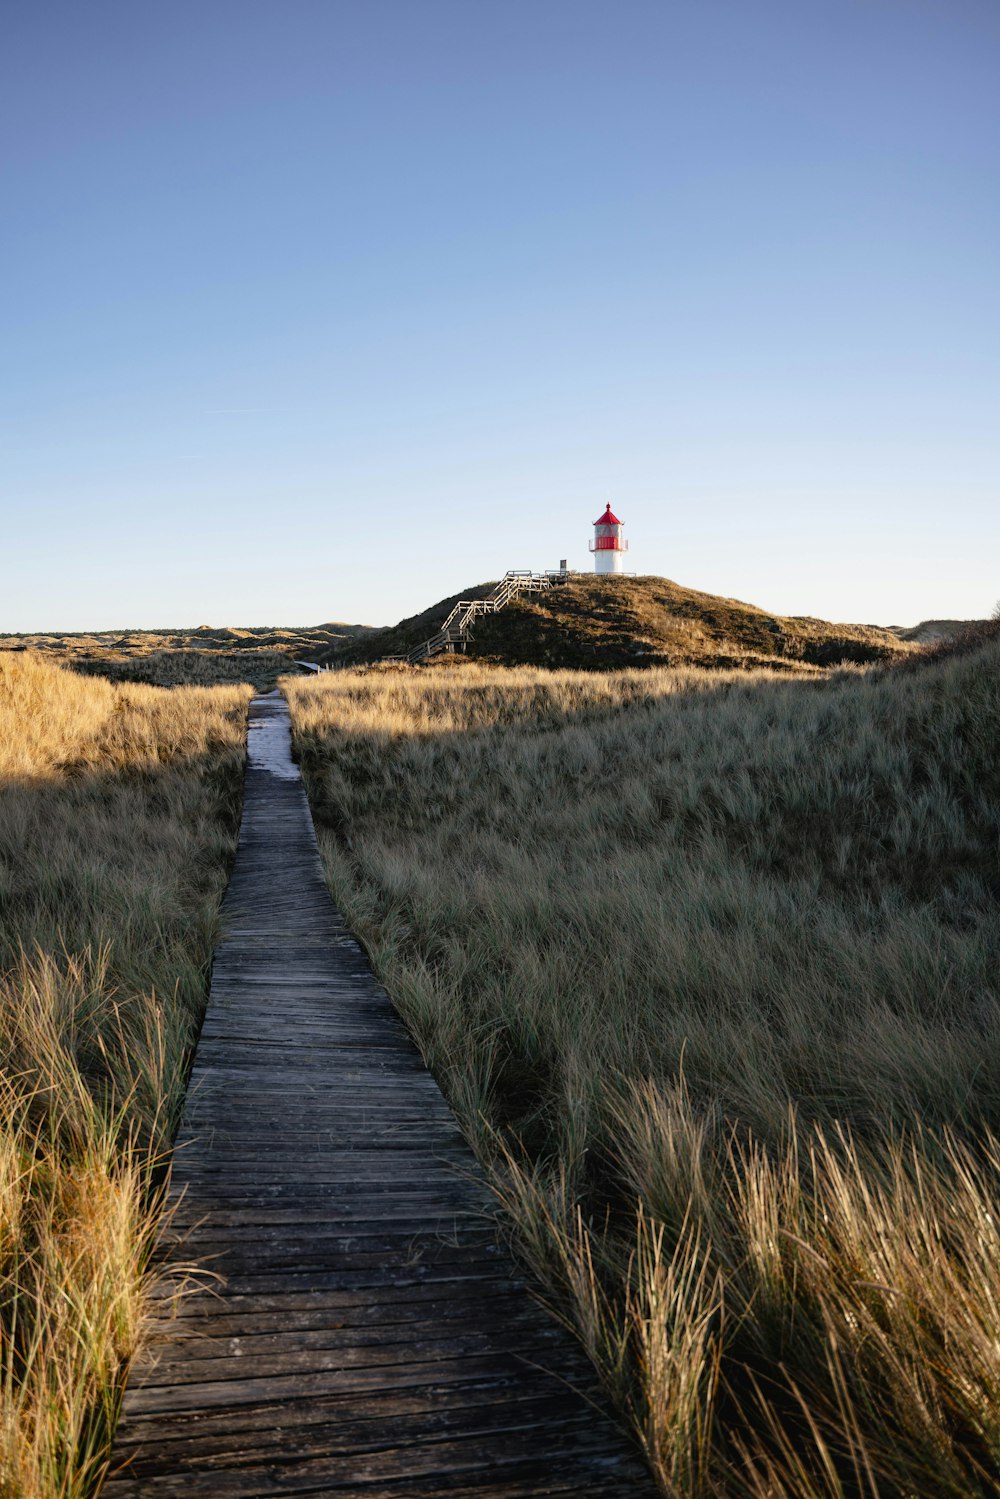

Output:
xmin=285 ymin=636 xmax=1000 ymax=1497
xmin=336 ymin=574 xmax=921 ymax=672
xmin=70 ymin=648 xmax=296 ymax=691
xmin=0 ymin=651 xmax=249 ymax=1497
xmin=0 ymin=621 xmax=378 ymax=692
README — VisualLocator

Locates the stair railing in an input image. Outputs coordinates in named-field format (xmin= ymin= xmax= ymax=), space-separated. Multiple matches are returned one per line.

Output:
xmin=403 ymin=571 xmax=564 ymax=665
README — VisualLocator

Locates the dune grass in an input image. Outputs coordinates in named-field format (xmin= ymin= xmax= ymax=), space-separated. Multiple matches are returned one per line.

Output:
xmin=0 ymin=652 xmax=249 ymax=1497
xmin=334 ymin=574 xmax=919 ymax=672
xmin=69 ymin=647 xmax=295 ymax=691
xmin=0 ymin=620 xmax=379 ymax=692
xmin=285 ymin=634 xmax=1000 ymax=1497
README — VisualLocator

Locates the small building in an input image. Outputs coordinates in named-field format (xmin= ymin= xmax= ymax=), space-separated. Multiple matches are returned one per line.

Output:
xmin=589 ymin=504 xmax=628 ymax=574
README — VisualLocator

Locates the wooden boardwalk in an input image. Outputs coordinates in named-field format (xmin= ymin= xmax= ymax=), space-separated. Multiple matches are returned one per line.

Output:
xmin=105 ymin=694 xmax=651 ymax=1497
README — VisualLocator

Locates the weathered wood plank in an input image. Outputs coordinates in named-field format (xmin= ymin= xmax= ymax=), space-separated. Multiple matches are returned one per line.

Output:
xmin=136 ymin=1307 xmax=558 ymax=1362
xmin=112 ymin=1392 xmax=594 ymax=1464
xmin=104 ymin=694 xmax=650 ymax=1496
xmin=107 ymin=1424 xmax=636 ymax=1491
xmin=122 ymin=1328 xmax=571 ymax=1390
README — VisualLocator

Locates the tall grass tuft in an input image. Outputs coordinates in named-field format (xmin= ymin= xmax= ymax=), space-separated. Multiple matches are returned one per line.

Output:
xmin=0 ymin=651 xmax=248 ymax=1496
xmin=285 ymin=636 xmax=1000 ymax=1495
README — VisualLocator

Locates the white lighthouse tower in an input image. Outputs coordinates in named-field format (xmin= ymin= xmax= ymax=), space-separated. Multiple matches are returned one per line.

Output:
xmin=589 ymin=503 xmax=628 ymax=574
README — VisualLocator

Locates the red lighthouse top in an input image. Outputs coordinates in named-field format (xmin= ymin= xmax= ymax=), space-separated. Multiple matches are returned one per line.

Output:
xmin=594 ymin=503 xmax=622 ymax=527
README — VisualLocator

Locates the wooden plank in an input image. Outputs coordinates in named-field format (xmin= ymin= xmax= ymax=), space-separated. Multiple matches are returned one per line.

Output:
xmin=166 ymin=1197 xmax=487 ymax=1222
xmin=111 ymin=1391 xmax=595 ymax=1462
xmin=137 ymin=1307 xmax=557 ymax=1362
xmin=164 ymin=1181 xmax=491 ymax=1206
xmin=106 ymin=1425 xmax=632 ymax=1491
xmin=123 ymin=1328 xmax=569 ymax=1390
xmin=104 ymin=1464 xmax=634 ymax=1499
xmin=122 ymin=1353 xmax=571 ymax=1416
xmin=145 ymin=1269 xmax=529 ymax=1301
xmin=106 ymin=693 xmax=650 ymax=1497
xmin=108 ymin=1424 xmax=631 ymax=1492
xmin=144 ymin=1291 xmax=543 ymax=1337
xmin=156 ymin=1224 xmax=499 ymax=1251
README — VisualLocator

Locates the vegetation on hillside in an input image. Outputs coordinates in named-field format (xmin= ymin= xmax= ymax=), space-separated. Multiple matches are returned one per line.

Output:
xmin=286 ymin=627 xmax=1000 ymax=1497
xmin=889 ymin=617 xmax=980 ymax=644
xmin=330 ymin=574 xmax=920 ymax=672
xmin=0 ymin=652 xmax=249 ymax=1497
xmin=318 ymin=581 xmax=500 ymax=666
xmin=0 ymin=622 xmax=378 ymax=691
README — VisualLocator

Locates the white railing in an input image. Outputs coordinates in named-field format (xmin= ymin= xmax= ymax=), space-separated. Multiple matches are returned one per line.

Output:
xmin=405 ymin=571 xmax=565 ymax=665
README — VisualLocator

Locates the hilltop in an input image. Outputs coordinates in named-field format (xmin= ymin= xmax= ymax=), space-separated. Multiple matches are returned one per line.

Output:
xmin=322 ymin=574 xmax=921 ymax=672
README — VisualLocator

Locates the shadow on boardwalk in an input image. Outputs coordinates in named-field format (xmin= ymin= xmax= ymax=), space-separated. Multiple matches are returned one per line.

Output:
xmin=104 ymin=694 xmax=652 ymax=1497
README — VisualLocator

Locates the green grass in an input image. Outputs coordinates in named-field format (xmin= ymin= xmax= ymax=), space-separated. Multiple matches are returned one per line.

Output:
xmin=0 ymin=651 xmax=249 ymax=1497
xmin=285 ymin=628 xmax=1000 ymax=1497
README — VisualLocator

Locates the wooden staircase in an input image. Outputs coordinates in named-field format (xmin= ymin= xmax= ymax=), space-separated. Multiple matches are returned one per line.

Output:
xmin=406 ymin=572 xmax=565 ymax=665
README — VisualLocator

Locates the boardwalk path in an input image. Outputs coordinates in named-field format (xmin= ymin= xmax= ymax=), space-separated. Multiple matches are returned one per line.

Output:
xmin=106 ymin=694 xmax=651 ymax=1497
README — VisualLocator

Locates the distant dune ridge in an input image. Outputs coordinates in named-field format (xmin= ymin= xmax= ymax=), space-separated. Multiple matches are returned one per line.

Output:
xmin=2 ymin=578 xmax=984 ymax=685
xmin=888 ymin=618 xmax=981 ymax=644
xmin=0 ymin=621 xmax=379 ymax=689
xmin=320 ymin=574 xmax=983 ymax=672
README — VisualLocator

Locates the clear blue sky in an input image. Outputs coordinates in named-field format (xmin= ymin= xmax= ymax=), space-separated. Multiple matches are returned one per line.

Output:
xmin=3 ymin=0 xmax=997 ymax=630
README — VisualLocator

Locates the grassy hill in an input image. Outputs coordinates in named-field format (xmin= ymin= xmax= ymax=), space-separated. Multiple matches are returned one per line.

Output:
xmin=321 ymin=581 xmax=498 ymax=666
xmin=327 ymin=574 xmax=919 ymax=671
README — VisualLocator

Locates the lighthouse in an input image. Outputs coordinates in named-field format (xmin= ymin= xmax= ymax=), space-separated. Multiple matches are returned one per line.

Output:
xmin=589 ymin=503 xmax=628 ymax=574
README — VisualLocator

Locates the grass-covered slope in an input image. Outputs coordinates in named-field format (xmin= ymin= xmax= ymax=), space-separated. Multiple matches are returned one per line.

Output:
xmin=0 ymin=622 xmax=380 ymax=690
xmin=889 ymin=617 xmax=981 ymax=644
xmin=473 ymin=575 xmax=916 ymax=668
xmin=331 ymin=574 xmax=917 ymax=671
xmin=318 ymin=581 xmax=501 ymax=666
xmin=286 ymin=628 xmax=1000 ymax=1496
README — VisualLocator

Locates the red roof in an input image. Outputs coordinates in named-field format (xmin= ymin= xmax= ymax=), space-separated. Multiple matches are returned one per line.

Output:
xmin=593 ymin=503 xmax=622 ymax=527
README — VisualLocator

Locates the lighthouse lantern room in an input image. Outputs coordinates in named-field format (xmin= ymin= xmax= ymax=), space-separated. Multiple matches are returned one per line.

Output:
xmin=589 ymin=504 xmax=628 ymax=574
